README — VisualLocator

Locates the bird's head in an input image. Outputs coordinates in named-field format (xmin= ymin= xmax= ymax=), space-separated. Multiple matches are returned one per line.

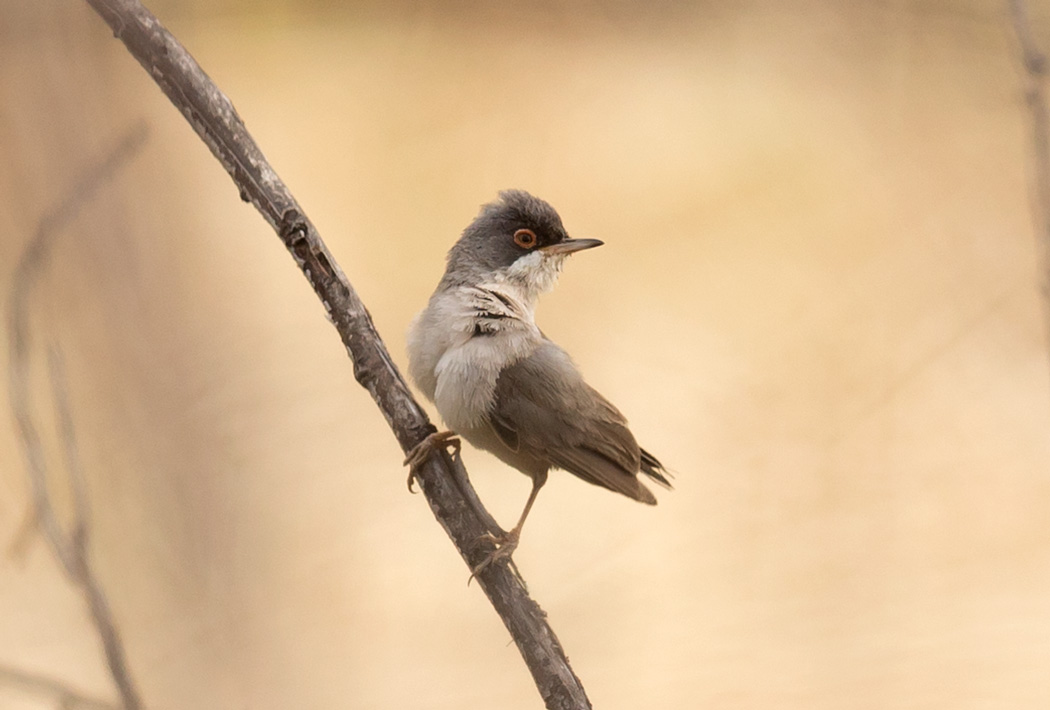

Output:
xmin=442 ymin=190 xmax=603 ymax=299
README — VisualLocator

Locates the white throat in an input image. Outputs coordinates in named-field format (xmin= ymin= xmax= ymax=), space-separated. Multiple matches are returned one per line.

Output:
xmin=488 ymin=251 xmax=567 ymax=312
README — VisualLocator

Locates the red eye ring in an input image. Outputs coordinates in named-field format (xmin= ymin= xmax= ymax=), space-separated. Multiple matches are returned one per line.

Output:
xmin=513 ymin=228 xmax=538 ymax=249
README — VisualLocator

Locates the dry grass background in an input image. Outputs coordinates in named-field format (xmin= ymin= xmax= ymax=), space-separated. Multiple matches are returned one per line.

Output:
xmin=1 ymin=1 xmax=1049 ymax=708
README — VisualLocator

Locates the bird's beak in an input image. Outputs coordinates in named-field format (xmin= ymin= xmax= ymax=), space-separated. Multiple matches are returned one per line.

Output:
xmin=541 ymin=238 xmax=604 ymax=255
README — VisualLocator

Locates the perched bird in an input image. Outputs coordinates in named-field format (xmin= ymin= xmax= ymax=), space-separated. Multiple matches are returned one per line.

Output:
xmin=405 ymin=190 xmax=670 ymax=573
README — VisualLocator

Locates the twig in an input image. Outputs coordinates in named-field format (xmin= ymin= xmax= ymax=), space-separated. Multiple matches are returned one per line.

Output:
xmin=49 ymin=349 xmax=91 ymax=555
xmin=1009 ymin=1 xmax=1050 ymax=341
xmin=7 ymin=125 xmax=147 ymax=709
xmin=81 ymin=1 xmax=592 ymax=708
xmin=0 ymin=664 xmax=118 ymax=710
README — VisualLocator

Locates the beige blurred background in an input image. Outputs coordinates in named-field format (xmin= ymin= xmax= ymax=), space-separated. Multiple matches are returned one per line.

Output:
xmin=2 ymin=0 xmax=1050 ymax=708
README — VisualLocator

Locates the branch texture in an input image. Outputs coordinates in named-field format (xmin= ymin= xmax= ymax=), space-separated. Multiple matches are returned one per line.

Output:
xmin=82 ymin=1 xmax=592 ymax=707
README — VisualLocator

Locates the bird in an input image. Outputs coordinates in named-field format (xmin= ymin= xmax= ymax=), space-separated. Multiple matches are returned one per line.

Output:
xmin=405 ymin=189 xmax=671 ymax=574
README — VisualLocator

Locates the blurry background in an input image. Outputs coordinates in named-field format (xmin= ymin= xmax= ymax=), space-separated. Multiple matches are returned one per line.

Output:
xmin=2 ymin=0 xmax=1049 ymax=708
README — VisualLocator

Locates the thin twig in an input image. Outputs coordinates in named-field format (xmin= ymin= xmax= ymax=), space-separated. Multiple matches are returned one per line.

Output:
xmin=7 ymin=124 xmax=148 ymax=710
xmin=81 ymin=1 xmax=591 ymax=707
xmin=0 ymin=664 xmax=119 ymax=710
xmin=50 ymin=351 xmax=143 ymax=709
xmin=1009 ymin=1 xmax=1050 ymax=341
xmin=49 ymin=348 xmax=92 ymax=555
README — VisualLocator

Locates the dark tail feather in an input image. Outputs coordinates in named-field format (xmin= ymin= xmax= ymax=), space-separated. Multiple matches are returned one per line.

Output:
xmin=640 ymin=448 xmax=673 ymax=489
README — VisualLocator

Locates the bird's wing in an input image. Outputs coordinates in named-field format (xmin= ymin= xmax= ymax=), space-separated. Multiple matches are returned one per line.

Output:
xmin=489 ymin=341 xmax=662 ymax=504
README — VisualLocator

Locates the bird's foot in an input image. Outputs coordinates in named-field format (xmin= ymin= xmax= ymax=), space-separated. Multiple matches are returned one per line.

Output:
xmin=468 ymin=528 xmax=520 ymax=583
xmin=403 ymin=430 xmax=460 ymax=492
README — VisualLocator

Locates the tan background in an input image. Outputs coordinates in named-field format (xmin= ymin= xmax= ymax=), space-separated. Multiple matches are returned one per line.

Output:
xmin=2 ymin=1 xmax=1049 ymax=708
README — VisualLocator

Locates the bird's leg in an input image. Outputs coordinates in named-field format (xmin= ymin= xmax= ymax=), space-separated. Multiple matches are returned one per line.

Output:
xmin=403 ymin=430 xmax=461 ymax=492
xmin=470 ymin=470 xmax=548 ymax=580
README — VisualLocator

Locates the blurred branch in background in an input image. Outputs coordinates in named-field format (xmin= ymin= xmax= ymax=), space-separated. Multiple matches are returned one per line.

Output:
xmin=0 ymin=665 xmax=118 ymax=710
xmin=6 ymin=125 xmax=147 ymax=709
xmin=80 ymin=0 xmax=591 ymax=708
xmin=1009 ymin=0 xmax=1050 ymax=355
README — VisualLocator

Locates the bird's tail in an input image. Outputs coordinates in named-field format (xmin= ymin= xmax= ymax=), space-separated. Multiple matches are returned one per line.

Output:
xmin=640 ymin=448 xmax=673 ymax=489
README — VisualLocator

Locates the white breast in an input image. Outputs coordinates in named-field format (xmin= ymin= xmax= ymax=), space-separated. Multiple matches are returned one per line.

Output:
xmin=407 ymin=283 xmax=541 ymax=431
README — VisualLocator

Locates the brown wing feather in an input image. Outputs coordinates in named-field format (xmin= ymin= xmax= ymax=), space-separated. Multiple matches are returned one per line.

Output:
xmin=489 ymin=341 xmax=662 ymax=504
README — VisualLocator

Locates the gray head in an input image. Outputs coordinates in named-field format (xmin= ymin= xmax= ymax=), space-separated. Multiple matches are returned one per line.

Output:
xmin=441 ymin=190 xmax=603 ymax=293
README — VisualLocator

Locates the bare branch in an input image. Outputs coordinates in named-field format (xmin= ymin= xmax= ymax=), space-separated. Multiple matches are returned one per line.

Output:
xmin=81 ymin=1 xmax=591 ymax=707
xmin=0 ymin=664 xmax=118 ymax=710
xmin=7 ymin=125 xmax=147 ymax=709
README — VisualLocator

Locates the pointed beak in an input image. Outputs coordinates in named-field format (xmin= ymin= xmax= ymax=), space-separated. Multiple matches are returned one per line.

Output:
xmin=541 ymin=238 xmax=604 ymax=255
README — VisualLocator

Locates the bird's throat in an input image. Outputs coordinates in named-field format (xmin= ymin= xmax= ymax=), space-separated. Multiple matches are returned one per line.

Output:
xmin=496 ymin=251 xmax=567 ymax=307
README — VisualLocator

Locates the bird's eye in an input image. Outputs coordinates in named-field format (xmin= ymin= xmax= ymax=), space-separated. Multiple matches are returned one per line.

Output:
xmin=513 ymin=228 xmax=538 ymax=249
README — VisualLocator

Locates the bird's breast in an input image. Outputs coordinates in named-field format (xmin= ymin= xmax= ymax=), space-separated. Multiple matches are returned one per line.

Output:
xmin=407 ymin=285 xmax=540 ymax=431
xmin=433 ymin=328 xmax=538 ymax=431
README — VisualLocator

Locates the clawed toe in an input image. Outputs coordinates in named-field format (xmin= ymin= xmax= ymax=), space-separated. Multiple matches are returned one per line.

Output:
xmin=468 ymin=529 xmax=520 ymax=583
xmin=403 ymin=430 xmax=461 ymax=492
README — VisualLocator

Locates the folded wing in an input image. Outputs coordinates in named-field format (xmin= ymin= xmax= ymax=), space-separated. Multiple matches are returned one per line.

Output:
xmin=489 ymin=341 xmax=671 ymax=504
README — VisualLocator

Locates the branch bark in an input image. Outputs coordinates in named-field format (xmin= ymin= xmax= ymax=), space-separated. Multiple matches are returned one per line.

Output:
xmin=81 ymin=1 xmax=592 ymax=708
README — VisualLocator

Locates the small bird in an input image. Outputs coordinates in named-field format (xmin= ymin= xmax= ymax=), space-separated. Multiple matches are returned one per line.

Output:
xmin=405 ymin=190 xmax=670 ymax=574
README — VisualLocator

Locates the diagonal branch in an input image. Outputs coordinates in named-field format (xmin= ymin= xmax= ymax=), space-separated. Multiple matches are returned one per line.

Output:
xmin=81 ymin=1 xmax=592 ymax=708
